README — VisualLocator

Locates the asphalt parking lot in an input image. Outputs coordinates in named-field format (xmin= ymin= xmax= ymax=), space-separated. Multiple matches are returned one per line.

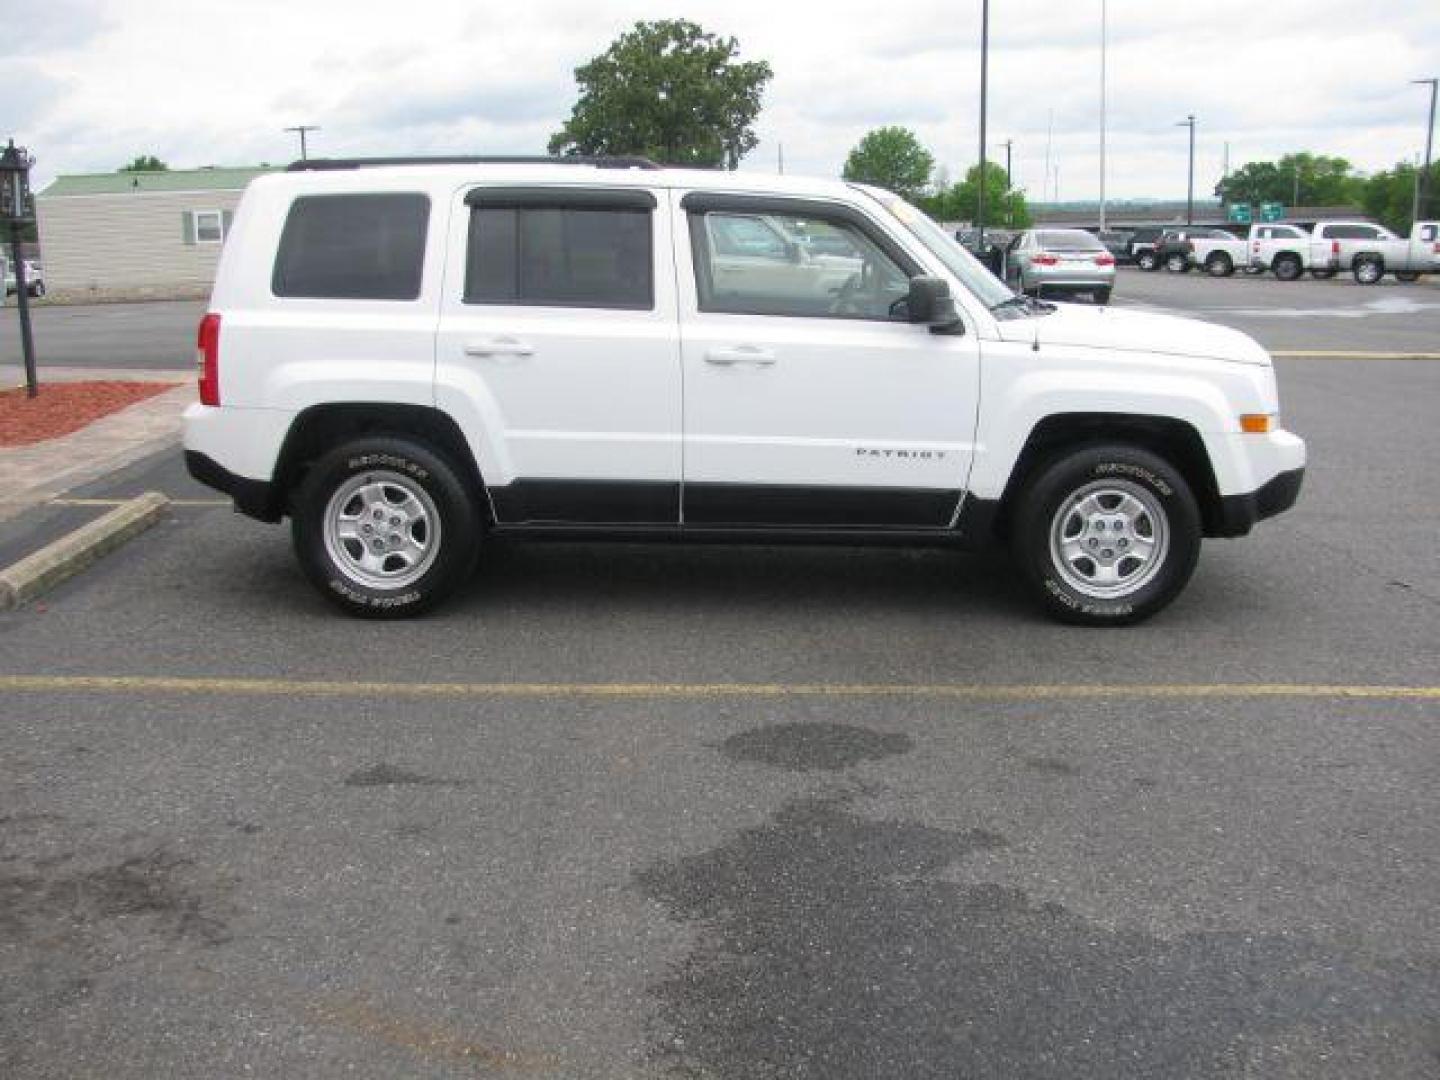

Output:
xmin=2 ymin=272 xmax=1438 ymax=1078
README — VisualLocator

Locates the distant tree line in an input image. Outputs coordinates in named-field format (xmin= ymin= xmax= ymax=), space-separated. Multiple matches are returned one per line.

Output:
xmin=1217 ymin=152 xmax=1438 ymax=235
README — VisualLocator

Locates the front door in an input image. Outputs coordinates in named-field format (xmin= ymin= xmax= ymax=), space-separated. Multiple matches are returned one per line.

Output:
xmin=434 ymin=184 xmax=681 ymax=525
xmin=675 ymin=192 xmax=981 ymax=529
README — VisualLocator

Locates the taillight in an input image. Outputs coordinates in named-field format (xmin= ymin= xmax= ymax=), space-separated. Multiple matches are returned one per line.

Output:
xmin=1032 ymin=253 xmax=1059 ymax=266
xmin=197 ymin=312 xmax=221 ymax=406
xmin=1095 ymin=253 xmax=1116 ymax=266
xmin=1331 ymin=240 xmax=1340 ymax=255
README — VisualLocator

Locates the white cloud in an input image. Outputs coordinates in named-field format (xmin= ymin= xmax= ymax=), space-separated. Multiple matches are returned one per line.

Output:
xmin=13 ymin=0 xmax=1440 ymax=200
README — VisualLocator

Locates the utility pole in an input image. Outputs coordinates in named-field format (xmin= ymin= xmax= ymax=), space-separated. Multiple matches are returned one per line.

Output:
xmin=777 ymin=142 xmax=784 ymax=175
xmin=1099 ymin=0 xmax=1108 ymax=231
xmin=1177 ymin=114 xmax=1196 ymax=225
xmin=976 ymin=0 xmax=990 ymax=250
xmin=1043 ymin=109 xmax=1054 ymax=204
xmin=1001 ymin=139 xmax=1013 ymax=225
xmin=1415 ymin=78 xmax=1438 ymax=219
xmin=1001 ymin=139 xmax=1013 ymax=187
xmin=284 ymin=125 xmax=320 ymax=161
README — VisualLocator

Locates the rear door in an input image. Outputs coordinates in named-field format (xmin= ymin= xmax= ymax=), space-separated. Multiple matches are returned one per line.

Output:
xmin=673 ymin=191 xmax=980 ymax=529
xmin=434 ymin=185 xmax=682 ymax=525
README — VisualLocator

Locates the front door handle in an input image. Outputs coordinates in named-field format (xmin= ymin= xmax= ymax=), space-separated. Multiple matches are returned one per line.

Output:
xmin=705 ymin=346 xmax=776 ymax=366
xmin=464 ymin=337 xmax=534 ymax=358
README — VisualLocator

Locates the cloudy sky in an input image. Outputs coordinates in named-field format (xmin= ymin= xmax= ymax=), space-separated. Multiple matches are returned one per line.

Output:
xmin=11 ymin=0 xmax=1439 ymax=201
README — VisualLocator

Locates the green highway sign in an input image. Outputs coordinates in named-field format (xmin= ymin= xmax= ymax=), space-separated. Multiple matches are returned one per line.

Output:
xmin=1227 ymin=203 xmax=1253 ymax=224
xmin=1260 ymin=202 xmax=1285 ymax=222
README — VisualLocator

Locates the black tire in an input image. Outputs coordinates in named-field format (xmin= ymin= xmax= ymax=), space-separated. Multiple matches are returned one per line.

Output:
xmin=1394 ymin=271 xmax=1420 ymax=283
xmin=1136 ymin=251 xmax=1158 ymax=272
xmin=1204 ymin=253 xmax=1234 ymax=277
xmin=1010 ymin=444 xmax=1202 ymax=625
xmin=1272 ymin=254 xmax=1303 ymax=281
xmin=1164 ymin=252 xmax=1190 ymax=273
xmin=291 ymin=436 xmax=481 ymax=618
xmin=1352 ymin=257 xmax=1383 ymax=285
xmin=1094 ymin=286 xmax=1112 ymax=305
xmin=30 ymin=281 xmax=45 ymax=298
xmin=1309 ymin=267 xmax=1336 ymax=280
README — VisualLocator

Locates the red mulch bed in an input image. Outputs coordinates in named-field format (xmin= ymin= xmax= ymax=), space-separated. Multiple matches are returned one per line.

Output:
xmin=0 ymin=381 xmax=177 ymax=447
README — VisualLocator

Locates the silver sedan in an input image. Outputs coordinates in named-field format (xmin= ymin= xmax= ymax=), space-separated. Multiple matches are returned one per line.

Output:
xmin=1003 ymin=229 xmax=1116 ymax=303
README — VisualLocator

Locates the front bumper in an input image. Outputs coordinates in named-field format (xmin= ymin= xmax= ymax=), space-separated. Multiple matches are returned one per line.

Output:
xmin=1213 ymin=467 xmax=1304 ymax=537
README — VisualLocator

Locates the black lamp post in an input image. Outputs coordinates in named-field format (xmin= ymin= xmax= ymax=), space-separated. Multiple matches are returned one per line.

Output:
xmin=0 ymin=139 xmax=39 ymax=397
xmin=1176 ymin=115 xmax=1196 ymax=226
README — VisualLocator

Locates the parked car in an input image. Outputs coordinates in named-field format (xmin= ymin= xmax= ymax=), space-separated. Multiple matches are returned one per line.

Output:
xmin=1185 ymin=224 xmax=1311 ymax=281
xmin=954 ymin=228 xmax=1011 ymax=277
xmin=1003 ymin=228 xmax=1115 ymax=302
xmin=1306 ymin=220 xmax=1438 ymax=283
xmin=183 ymin=156 xmax=1304 ymax=625
xmin=1152 ymin=228 xmax=1239 ymax=274
xmin=1127 ymin=226 xmax=1166 ymax=270
xmin=3 ymin=258 xmax=44 ymax=298
xmin=1301 ymin=221 xmax=1428 ymax=282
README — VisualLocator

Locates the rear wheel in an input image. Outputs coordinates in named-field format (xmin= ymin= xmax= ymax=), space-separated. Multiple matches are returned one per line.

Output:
xmin=292 ymin=436 xmax=481 ymax=618
xmin=1094 ymin=286 xmax=1112 ymax=305
xmin=30 ymin=281 xmax=45 ymax=298
xmin=1164 ymin=252 xmax=1190 ymax=273
xmin=1395 ymin=271 xmax=1421 ymax=283
xmin=1011 ymin=444 xmax=1201 ymax=625
xmin=1352 ymin=257 xmax=1384 ymax=285
xmin=1272 ymin=254 xmax=1303 ymax=281
xmin=1205 ymin=253 xmax=1234 ymax=277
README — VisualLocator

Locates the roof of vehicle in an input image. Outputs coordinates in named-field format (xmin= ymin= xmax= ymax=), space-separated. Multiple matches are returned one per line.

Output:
xmin=249 ymin=158 xmax=869 ymax=203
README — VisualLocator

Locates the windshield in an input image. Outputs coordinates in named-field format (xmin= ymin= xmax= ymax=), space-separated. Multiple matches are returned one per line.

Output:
xmin=864 ymin=190 xmax=1015 ymax=310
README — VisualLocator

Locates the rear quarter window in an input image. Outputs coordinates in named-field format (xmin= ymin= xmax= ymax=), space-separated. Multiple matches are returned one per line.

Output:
xmin=272 ymin=193 xmax=430 ymax=300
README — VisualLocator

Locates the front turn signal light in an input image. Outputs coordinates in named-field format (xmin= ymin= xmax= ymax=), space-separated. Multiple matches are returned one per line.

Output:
xmin=1240 ymin=413 xmax=1276 ymax=434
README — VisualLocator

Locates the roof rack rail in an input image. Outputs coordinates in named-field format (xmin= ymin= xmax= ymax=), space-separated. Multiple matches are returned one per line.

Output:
xmin=286 ymin=155 xmax=663 ymax=172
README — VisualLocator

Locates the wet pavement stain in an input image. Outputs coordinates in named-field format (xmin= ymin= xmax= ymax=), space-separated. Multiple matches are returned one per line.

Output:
xmin=636 ymin=795 xmax=1440 ymax=1079
xmin=719 ymin=723 xmax=913 ymax=772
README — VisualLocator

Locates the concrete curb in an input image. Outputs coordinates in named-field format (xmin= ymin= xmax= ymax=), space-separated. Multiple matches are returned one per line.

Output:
xmin=0 ymin=492 xmax=170 ymax=610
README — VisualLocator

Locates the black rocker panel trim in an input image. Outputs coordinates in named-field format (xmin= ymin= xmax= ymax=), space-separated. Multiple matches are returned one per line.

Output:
xmin=488 ymin=480 xmax=680 ymax=525
xmin=684 ymin=483 xmax=961 ymax=528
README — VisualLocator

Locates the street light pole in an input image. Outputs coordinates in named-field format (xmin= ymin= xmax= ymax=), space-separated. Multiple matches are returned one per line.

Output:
xmin=284 ymin=125 xmax=321 ymax=161
xmin=976 ymin=0 xmax=990 ymax=252
xmin=1099 ymin=0 xmax=1108 ymax=232
xmin=1415 ymin=78 xmax=1437 ymax=219
xmin=0 ymin=139 xmax=38 ymax=398
xmin=1177 ymin=114 xmax=1196 ymax=225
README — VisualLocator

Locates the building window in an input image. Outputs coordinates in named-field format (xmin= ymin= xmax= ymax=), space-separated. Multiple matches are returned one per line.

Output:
xmin=195 ymin=211 xmax=224 ymax=243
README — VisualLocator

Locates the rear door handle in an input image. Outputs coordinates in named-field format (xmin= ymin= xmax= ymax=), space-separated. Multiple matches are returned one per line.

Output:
xmin=705 ymin=346 xmax=776 ymax=366
xmin=464 ymin=337 xmax=534 ymax=358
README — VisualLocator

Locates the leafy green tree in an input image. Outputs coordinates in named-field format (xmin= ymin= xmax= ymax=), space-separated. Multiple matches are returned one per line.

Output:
xmin=549 ymin=19 xmax=772 ymax=169
xmin=1361 ymin=160 xmax=1440 ymax=234
xmin=1216 ymin=152 xmax=1361 ymax=207
xmin=841 ymin=127 xmax=935 ymax=203
xmin=922 ymin=162 xmax=1031 ymax=228
xmin=118 ymin=155 xmax=168 ymax=172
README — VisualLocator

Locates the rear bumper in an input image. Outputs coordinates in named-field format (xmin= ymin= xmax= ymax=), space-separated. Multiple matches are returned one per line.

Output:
xmin=185 ymin=450 xmax=282 ymax=522
xmin=1213 ymin=467 xmax=1304 ymax=537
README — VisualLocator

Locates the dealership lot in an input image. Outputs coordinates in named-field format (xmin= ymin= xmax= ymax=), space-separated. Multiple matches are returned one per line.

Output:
xmin=1 ymin=273 xmax=1438 ymax=1078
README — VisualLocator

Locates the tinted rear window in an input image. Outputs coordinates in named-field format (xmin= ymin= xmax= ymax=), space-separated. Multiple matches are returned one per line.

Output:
xmin=1038 ymin=230 xmax=1103 ymax=250
xmin=272 ymin=193 xmax=429 ymax=300
xmin=465 ymin=207 xmax=652 ymax=309
xmin=1325 ymin=224 xmax=1378 ymax=239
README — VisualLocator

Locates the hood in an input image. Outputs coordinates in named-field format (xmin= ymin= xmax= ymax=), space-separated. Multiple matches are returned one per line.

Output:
xmin=995 ymin=302 xmax=1272 ymax=366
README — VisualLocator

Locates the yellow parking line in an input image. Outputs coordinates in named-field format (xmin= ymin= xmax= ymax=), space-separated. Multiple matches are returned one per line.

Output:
xmin=0 ymin=675 xmax=1435 ymax=701
xmin=1271 ymin=350 xmax=1440 ymax=359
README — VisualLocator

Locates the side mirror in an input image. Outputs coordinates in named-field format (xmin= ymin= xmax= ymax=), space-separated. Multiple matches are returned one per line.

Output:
xmin=906 ymin=275 xmax=963 ymax=333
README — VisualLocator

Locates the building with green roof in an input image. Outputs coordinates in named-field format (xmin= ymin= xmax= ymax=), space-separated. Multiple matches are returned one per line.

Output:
xmin=36 ymin=166 xmax=279 ymax=301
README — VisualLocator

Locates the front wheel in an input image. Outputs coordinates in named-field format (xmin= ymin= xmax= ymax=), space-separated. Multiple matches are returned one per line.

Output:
xmin=1394 ymin=271 xmax=1420 ymax=283
xmin=1136 ymin=251 xmax=1158 ymax=271
xmin=1164 ymin=253 xmax=1190 ymax=273
xmin=1011 ymin=445 xmax=1201 ymax=625
xmin=1272 ymin=254 xmax=1303 ymax=281
xmin=1205 ymin=254 xmax=1234 ymax=277
xmin=292 ymin=437 xmax=481 ymax=618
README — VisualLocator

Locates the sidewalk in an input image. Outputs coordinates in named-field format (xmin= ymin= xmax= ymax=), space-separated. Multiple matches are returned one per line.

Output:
xmin=0 ymin=368 xmax=193 ymax=523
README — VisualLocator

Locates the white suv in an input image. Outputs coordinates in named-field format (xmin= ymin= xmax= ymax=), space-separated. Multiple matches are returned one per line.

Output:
xmin=184 ymin=156 xmax=1305 ymax=624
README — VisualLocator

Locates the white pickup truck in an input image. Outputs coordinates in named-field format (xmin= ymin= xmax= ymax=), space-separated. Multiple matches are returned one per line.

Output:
xmin=1306 ymin=221 xmax=1440 ymax=283
xmin=1186 ymin=224 xmax=1310 ymax=280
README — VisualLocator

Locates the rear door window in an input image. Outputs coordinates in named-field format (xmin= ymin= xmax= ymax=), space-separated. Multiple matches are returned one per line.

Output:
xmin=272 ymin=193 xmax=430 ymax=300
xmin=464 ymin=193 xmax=654 ymax=310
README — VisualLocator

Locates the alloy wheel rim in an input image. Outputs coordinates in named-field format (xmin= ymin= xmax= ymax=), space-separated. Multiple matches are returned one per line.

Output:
xmin=322 ymin=470 xmax=441 ymax=590
xmin=1048 ymin=480 xmax=1170 ymax=600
